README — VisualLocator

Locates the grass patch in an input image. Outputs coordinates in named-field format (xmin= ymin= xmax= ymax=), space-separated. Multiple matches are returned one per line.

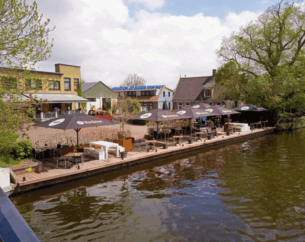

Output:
xmin=0 ymin=155 xmax=31 ymax=168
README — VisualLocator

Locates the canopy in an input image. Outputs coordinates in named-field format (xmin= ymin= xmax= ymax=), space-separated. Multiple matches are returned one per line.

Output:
xmin=34 ymin=113 xmax=119 ymax=146
xmin=202 ymin=106 xmax=240 ymax=116
xmin=175 ymin=106 xmax=218 ymax=118
xmin=23 ymin=93 xmax=88 ymax=103
xmin=134 ymin=108 xmax=191 ymax=122
xmin=234 ymin=104 xmax=268 ymax=112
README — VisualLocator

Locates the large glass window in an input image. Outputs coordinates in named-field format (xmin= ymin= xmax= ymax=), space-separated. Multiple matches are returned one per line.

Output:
xmin=25 ymin=79 xmax=42 ymax=90
xmin=64 ymin=78 xmax=71 ymax=90
xmin=1 ymin=76 xmax=17 ymax=89
xmin=74 ymin=78 xmax=79 ymax=91
xmin=49 ymin=80 xmax=60 ymax=90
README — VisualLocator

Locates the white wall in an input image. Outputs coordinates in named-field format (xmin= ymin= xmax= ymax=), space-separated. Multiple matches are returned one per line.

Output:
xmin=0 ymin=168 xmax=10 ymax=189
xmin=86 ymin=97 xmax=102 ymax=113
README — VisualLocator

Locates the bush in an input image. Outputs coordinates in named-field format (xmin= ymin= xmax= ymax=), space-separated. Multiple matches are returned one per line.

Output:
xmin=13 ymin=140 xmax=33 ymax=159
xmin=62 ymin=145 xmax=69 ymax=148
xmin=0 ymin=129 xmax=19 ymax=155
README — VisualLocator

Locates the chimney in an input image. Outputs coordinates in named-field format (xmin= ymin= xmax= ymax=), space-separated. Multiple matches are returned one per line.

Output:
xmin=213 ymin=69 xmax=216 ymax=77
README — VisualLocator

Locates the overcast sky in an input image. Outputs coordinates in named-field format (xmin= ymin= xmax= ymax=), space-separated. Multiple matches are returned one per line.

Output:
xmin=33 ymin=0 xmax=280 ymax=89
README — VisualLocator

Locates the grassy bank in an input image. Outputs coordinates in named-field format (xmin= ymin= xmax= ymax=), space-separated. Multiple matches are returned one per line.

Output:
xmin=0 ymin=155 xmax=30 ymax=168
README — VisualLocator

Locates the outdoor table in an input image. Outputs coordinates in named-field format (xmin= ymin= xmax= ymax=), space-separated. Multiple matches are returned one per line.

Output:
xmin=90 ymin=141 xmax=120 ymax=159
xmin=64 ymin=152 xmax=84 ymax=167
xmin=145 ymin=140 xmax=158 ymax=151
xmin=253 ymin=122 xmax=262 ymax=129
xmin=261 ymin=121 xmax=268 ymax=128
xmin=173 ymin=136 xmax=185 ymax=145
xmin=195 ymin=131 xmax=207 ymax=141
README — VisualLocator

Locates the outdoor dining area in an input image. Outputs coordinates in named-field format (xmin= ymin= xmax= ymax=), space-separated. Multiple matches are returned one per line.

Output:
xmin=28 ymin=103 xmax=270 ymax=171
xmin=131 ymin=103 xmax=270 ymax=152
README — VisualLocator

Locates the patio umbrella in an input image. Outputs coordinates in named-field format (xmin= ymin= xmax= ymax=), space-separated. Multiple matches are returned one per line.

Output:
xmin=34 ymin=113 xmax=119 ymax=147
xmin=133 ymin=108 xmax=192 ymax=138
xmin=233 ymin=104 xmax=268 ymax=112
xmin=191 ymin=103 xmax=213 ymax=109
xmin=175 ymin=106 xmax=218 ymax=118
xmin=202 ymin=106 xmax=240 ymax=116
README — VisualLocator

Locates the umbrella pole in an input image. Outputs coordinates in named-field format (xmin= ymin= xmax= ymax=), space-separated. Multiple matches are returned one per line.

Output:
xmin=156 ymin=122 xmax=159 ymax=140
xmin=75 ymin=128 xmax=82 ymax=148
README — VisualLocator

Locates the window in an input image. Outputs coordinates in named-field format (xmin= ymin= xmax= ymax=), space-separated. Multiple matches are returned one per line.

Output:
xmin=49 ymin=80 xmax=60 ymax=90
xmin=1 ymin=76 xmax=17 ymax=89
xmin=64 ymin=78 xmax=71 ymax=90
xmin=205 ymin=89 xmax=212 ymax=96
xmin=168 ymin=92 xmax=170 ymax=97
xmin=26 ymin=79 xmax=42 ymax=90
xmin=88 ymin=110 xmax=95 ymax=116
xmin=74 ymin=78 xmax=79 ymax=91
xmin=141 ymin=91 xmax=154 ymax=96
xmin=128 ymin=91 xmax=136 ymax=96
xmin=102 ymin=98 xmax=111 ymax=110
xmin=87 ymin=98 xmax=96 ymax=102
xmin=163 ymin=91 xmax=165 ymax=97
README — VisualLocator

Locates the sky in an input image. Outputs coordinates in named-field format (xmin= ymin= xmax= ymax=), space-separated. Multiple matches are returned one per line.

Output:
xmin=33 ymin=0 xmax=281 ymax=89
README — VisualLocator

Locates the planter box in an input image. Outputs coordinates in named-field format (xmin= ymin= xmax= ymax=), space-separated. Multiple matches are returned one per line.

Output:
xmin=60 ymin=147 xmax=75 ymax=155
xmin=116 ymin=139 xmax=132 ymax=152
xmin=78 ymin=145 xmax=89 ymax=149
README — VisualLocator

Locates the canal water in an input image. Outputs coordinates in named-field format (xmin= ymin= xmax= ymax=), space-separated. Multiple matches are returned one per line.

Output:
xmin=11 ymin=130 xmax=305 ymax=242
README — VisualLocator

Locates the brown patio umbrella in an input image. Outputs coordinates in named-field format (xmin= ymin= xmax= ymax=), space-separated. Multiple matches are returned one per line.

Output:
xmin=34 ymin=113 xmax=119 ymax=147
xmin=134 ymin=108 xmax=192 ymax=138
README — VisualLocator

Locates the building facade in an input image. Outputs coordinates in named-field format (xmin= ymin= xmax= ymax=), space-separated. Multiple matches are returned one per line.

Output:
xmin=82 ymin=81 xmax=117 ymax=112
xmin=112 ymin=85 xmax=174 ymax=111
xmin=0 ymin=63 xmax=88 ymax=116
xmin=173 ymin=69 xmax=240 ymax=109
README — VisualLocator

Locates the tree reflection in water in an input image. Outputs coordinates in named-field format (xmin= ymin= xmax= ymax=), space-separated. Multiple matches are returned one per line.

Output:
xmin=12 ymin=130 xmax=305 ymax=241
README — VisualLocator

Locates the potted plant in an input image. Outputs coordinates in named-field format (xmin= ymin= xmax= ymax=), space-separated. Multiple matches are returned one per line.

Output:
xmin=116 ymin=132 xmax=133 ymax=152
xmin=60 ymin=144 xmax=75 ymax=155
xmin=188 ymin=138 xmax=194 ymax=144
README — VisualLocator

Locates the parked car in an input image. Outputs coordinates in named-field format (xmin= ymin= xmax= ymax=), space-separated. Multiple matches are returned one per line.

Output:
xmin=88 ymin=110 xmax=113 ymax=120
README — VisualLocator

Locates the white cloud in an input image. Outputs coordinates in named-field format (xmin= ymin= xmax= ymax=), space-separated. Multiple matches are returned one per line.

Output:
xmin=129 ymin=0 xmax=166 ymax=10
xmin=34 ymin=0 xmax=261 ymax=89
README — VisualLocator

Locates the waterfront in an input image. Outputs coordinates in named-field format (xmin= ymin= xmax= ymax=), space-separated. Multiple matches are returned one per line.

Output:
xmin=11 ymin=130 xmax=305 ymax=242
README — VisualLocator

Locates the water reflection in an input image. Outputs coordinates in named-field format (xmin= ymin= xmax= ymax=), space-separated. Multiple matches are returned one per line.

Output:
xmin=12 ymin=130 xmax=305 ymax=241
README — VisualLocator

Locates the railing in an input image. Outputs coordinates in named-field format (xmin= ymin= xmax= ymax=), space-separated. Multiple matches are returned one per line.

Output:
xmin=0 ymin=187 xmax=40 ymax=242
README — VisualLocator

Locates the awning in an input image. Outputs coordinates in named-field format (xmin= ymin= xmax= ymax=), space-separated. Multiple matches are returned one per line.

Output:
xmin=22 ymin=93 xmax=88 ymax=103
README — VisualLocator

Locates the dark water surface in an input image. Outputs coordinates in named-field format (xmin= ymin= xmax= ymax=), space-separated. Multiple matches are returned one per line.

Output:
xmin=11 ymin=131 xmax=305 ymax=241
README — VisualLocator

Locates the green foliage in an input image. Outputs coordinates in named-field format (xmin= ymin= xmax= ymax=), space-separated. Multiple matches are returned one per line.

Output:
xmin=0 ymin=129 xmax=19 ymax=155
xmin=0 ymin=155 xmax=28 ymax=168
xmin=0 ymin=0 xmax=54 ymax=68
xmin=216 ymin=2 xmax=305 ymax=113
xmin=62 ymin=145 xmax=69 ymax=148
xmin=14 ymin=140 xmax=33 ymax=159
xmin=77 ymin=81 xmax=87 ymax=109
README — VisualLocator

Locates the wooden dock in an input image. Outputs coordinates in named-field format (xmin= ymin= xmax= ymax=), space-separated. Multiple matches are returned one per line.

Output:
xmin=11 ymin=127 xmax=275 ymax=196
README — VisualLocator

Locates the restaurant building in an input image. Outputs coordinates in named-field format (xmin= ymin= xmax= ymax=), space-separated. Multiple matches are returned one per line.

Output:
xmin=0 ymin=63 xmax=88 ymax=118
xmin=112 ymin=85 xmax=174 ymax=111
xmin=173 ymin=69 xmax=240 ymax=109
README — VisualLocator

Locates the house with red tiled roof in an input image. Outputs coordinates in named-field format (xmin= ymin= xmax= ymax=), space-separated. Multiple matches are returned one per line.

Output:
xmin=172 ymin=69 xmax=240 ymax=109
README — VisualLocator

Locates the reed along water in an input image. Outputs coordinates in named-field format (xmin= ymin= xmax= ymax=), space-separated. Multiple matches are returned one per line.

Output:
xmin=11 ymin=130 xmax=305 ymax=241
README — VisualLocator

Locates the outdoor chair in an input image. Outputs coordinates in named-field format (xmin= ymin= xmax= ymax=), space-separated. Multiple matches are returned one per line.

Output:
xmin=166 ymin=137 xmax=176 ymax=146
xmin=52 ymin=154 xmax=70 ymax=169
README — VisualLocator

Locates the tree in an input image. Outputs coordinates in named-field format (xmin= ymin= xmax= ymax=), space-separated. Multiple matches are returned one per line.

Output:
xmin=111 ymin=97 xmax=141 ymax=133
xmin=0 ymin=0 xmax=54 ymax=68
xmin=216 ymin=0 xmax=305 ymax=112
xmin=120 ymin=74 xmax=146 ymax=88
xmin=77 ymin=81 xmax=87 ymax=110
xmin=0 ymin=0 xmax=54 ymax=134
